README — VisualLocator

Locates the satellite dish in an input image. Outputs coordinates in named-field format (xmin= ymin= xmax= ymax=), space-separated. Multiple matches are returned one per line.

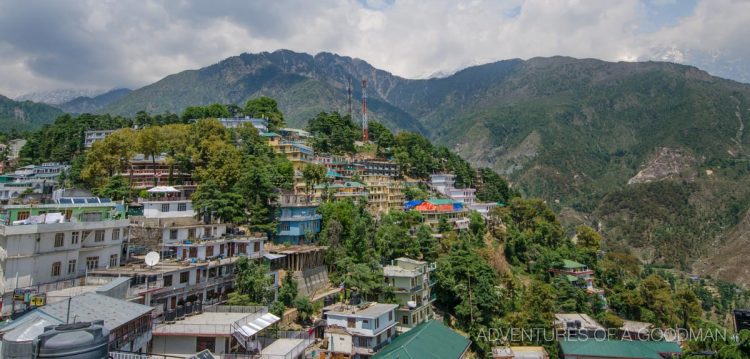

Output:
xmin=145 ymin=251 xmax=160 ymax=266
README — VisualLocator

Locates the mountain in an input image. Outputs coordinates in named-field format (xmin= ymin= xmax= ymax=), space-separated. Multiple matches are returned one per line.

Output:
xmin=104 ymin=50 xmax=750 ymax=285
xmin=0 ymin=94 xmax=64 ymax=132
xmin=58 ymin=88 xmax=132 ymax=113
xmin=17 ymin=88 xmax=108 ymax=105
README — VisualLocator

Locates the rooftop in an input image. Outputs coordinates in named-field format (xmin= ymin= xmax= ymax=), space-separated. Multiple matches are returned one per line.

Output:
xmin=33 ymin=292 xmax=152 ymax=330
xmin=492 ymin=346 xmax=549 ymax=359
xmin=554 ymin=313 xmax=604 ymax=331
xmin=153 ymin=311 xmax=250 ymax=336
xmin=560 ymin=339 xmax=681 ymax=359
xmin=374 ymin=320 xmax=470 ymax=359
xmin=325 ymin=303 xmax=398 ymax=319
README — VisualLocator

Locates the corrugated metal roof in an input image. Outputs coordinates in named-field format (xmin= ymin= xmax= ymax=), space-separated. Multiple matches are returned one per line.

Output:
xmin=37 ymin=292 xmax=153 ymax=330
xmin=374 ymin=320 xmax=470 ymax=359
xmin=560 ymin=339 xmax=681 ymax=358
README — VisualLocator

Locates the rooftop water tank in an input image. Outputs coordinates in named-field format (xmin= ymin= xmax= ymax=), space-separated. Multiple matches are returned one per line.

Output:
xmin=33 ymin=321 xmax=109 ymax=359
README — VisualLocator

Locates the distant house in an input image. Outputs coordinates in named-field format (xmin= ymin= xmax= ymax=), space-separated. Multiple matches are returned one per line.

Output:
xmin=373 ymin=320 xmax=471 ymax=359
xmin=322 ymin=302 xmax=399 ymax=358
xmin=83 ymin=129 xmax=116 ymax=148
xmin=620 ymin=320 xmax=654 ymax=341
xmin=559 ymin=339 xmax=681 ymax=359
xmin=382 ymin=257 xmax=437 ymax=332
xmin=550 ymin=260 xmax=604 ymax=295
xmin=553 ymin=313 xmax=606 ymax=339
xmin=408 ymin=198 xmax=470 ymax=230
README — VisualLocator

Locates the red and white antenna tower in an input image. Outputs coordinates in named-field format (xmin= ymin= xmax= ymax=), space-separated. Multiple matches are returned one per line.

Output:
xmin=361 ymin=78 xmax=368 ymax=142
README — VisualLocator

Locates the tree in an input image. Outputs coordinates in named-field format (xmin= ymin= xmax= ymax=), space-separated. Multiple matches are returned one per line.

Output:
xmin=245 ymin=97 xmax=285 ymax=131
xmin=278 ymin=272 xmax=298 ymax=307
xmin=136 ymin=126 xmax=164 ymax=187
xmin=233 ymin=257 xmax=274 ymax=304
xmin=416 ymin=224 xmax=438 ymax=261
xmin=97 ymin=175 xmax=130 ymax=201
xmin=674 ymin=285 xmax=701 ymax=329
xmin=476 ymin=168 xmax=513 ymax=203
xmin=575 ymin=225 xmax=602 ymax=252
xmin=81 ymin=128 xmax=137 ymax=188
xmin=294 ymin=296 xmax=315 ymax=325
xmin=192 ymin=179 xmax=246 ymax=224
xmin=302 ymin=163 xmax=326 ymax=195
xmin=307 ymin=112 xmax=358 ymax=154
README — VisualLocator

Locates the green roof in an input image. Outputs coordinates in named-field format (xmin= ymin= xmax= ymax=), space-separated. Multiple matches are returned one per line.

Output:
xmin=565 ymin=275 xmax=580 ymax=283
xmin=260 ymin=132 xmax=279 ymax=137
xmin=562 ymin=259 xmax=586 ymax=269
xmin=560 ymin=340 xmax=681 ymax=359
xmin=427 ymin=198 xmax=455 ymax=205
xmin=373 ymin=320 xmax=470 ymax=359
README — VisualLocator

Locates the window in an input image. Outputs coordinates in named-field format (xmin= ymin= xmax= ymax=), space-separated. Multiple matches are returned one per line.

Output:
xmin=188 ymin=228 xmax=195 ymax=239
xmin=253 ymin=241 xmax=261 ymax=253
xmin=177 ymin=202 xmax=187 ymax=211
xmin=68 ymin=260 xmax=77 ymax=274
xmin=161 ymin=203 xmax=170 ymax=212
xmin=347 ymin=318 xmax=355 ymax=328
xmin=51 ymin=262 xmax=61 ymax=276
xmin=71 ymin=231 xmax=79 ymax=244
xmin=94 ymin=230 xmax=105 ymax=242
xmin=164 ymin=275 xmax=173 ymax=287
xmin=86 ymin=256 xmax=99 ymax=270
xmin=54 ymin=233 xmax=64 ymax=247
xmin=196 ymin=337 xmax=216 ymax=353
xmin=402 ymin=315 xmax=409 ymax=325
xmin=375 ymin=318 xmax=380 ymax=329
xmin=17 ymin=211 xmax=30 ymax=220
xmin=180 ymin=271 xmax=189 ymax=284
xmin=206 ymin=246 xmax=214 ymax=257
xmin=109 ymin=254 xmax=118 ymax=268
xmin=82 ymin=231 xmax=91 ymax=241
xmin=388 ymin=310 xmax=393 ymax=321
xmin=205 ymin=227 xmax=212 ymax=237
xmin=280 ymin=222 xmax=290 ymax=231
xmin=170 ymin=229 xmax=178 ymax=240
xmin=112 ymin=229 xmax=120 ymax=241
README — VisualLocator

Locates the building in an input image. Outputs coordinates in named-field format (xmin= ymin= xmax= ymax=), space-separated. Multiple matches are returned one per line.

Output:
xmin=620 ymin=320 xmax=654 ymax=341
xmin=0 ymin=162 xmax=69 ymax=202
xmin=120 ymin=154 xmax=194 ymax=189
xmin=266 ymin=134 xmax=314 ymax=172
xmin=1 ymin=292 xmax=154 ymax=352
xmin=492 ymin=346 xmax=549 ymax=359
xmin=734 ymin=309 xmax=750 ymax=333
xmin=314 ymin=181 xmax=369 ymax=203
xmin=382 ymin=257 xmax=436 ymax=332
xmin=553 ymin=313 xmax=606 ymax=339
xmin=150 ymin=305 xmax=288 ymax=357
xmin=354 ymin=160 xmax=400 ymax=178
xmin=323 ymin=302 xmax=399 ymax=358
xmin=407 ymin=198 xmax=470 ymax=230
xmin=550 ymin=260 xmax=604 ymax=295
xmin=429 ymin=173 xmax=498 ymax=218
xmin=374 ymin=320 xmax=471 ymax=359
xmin=217 ymin=117 xmax=268 ymax=132
xmin=559 ymin=339 xmax=681 ymax=359
xmin=274 ymin=191 xmax=322 ymax=245
xmin=362 ymin=175 xmax=404 ymax=216
xmin=84 ymin=129 xmax=116 ymax=148
xmin=0 ymin=199 xmax=128 ymax=316
xmin=314 ymin=155 xmax=364 ymax=179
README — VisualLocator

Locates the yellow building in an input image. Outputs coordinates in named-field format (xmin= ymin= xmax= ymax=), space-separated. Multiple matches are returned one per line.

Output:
xmin=263 ymin=132 xmax=314 ymax=171
xmin=362 ymin=175 xmax=404 ymax=216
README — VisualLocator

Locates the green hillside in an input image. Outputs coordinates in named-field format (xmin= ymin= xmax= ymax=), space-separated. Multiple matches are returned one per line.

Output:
xmin=0 ymin=94 xmax=64 ymax=132
xmin=102 ymin=51 xmax=750 ymax=282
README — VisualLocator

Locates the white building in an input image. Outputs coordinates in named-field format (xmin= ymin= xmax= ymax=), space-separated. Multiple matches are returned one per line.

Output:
xmin=323 ymin=302 xmax=398 ymax=357
xmin=383 ymin=258 xmax=436 ymax=332
xmin=430 ymin=173 xmax=498 ymax=218
xmin=0 ymin=201 xmax=128 ymax=316
xmin=84 ymin=130 xmax=116 ymax=148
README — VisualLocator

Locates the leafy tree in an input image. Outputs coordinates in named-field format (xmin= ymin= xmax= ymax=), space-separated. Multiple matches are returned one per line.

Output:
xmin=476 ymin=168 xmax=514 ymax=203
xmin=80 ymin=128 xmax=137 ymax=188
xmin=307 ymin=112 xmax=358 ymax=154
xmin=245 ymin=97 xmax=285 ymax=131
xmin=192 ymin=179 xmax=246 ymax=223
xmin=136 ymin=126 xmax=164 ymax=187
xmin=97 ymin=175 xmax=130 ymax=201
xmin=674 ymin=285 xmax=702 ymax=329
xmin=278 ymin=272 xmax=298 ymax=307
xmin=416 ymin=224 xmax=438 ymax=261
xmin=302 ymin=163 xmax=326 ymax=195
xmin=233 ymin=257 xmax=274 ymax=304
xmin=575 ymin=225 xmax=602 ymax=252
xmin=294 ymin=296 xmax=315 ymax=325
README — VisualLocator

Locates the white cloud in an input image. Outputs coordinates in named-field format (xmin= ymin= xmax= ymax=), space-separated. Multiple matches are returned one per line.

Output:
xmin=0 ymin=0 xmax=747 ymax=98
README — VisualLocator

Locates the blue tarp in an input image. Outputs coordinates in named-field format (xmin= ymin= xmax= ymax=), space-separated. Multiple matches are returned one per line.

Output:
xmin=404 ymin=200 xmax=423 ymax=210
xmin=453 ymin=202 xmax=463 ymax=211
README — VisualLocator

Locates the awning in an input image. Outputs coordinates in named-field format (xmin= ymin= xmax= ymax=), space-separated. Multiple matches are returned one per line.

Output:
xmin=263 ymin=253 xmax=286 ymax=260
xmin=236 ymin=312 xmax=281 ymax=338
xmin=147 ymin=186 xmax=179 ymax=193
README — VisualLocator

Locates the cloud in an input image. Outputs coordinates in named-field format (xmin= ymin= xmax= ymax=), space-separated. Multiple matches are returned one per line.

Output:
xmin=0 ymin=0 xmax=747 ymax=98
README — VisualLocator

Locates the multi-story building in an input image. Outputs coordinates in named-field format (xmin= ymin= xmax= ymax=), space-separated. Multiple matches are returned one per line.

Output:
xmin=0 ymin=199 xmax=128 ymax=316
xmin=429 ymin=173 xmax=498 ymax=218
xmin=274 ymin=191 xmax=322 ymax=244
xmin=363 ymin=175 xmax=404 ymax=216
xmin=84 ymin=129 xmax=116 ymax=148
xmin=314 ymin=155 xmax=364 ymax=179
xmin=314 ymin=181 xmax=369 ymax=203
xmin=408 ymin=198 xmax=470 ymax=231
xmin=382 ymin=258 xmax=436 ymax=332
xmin=549 ymin=259 xmax=603 ymax=295
xmin=120 ymin=154 xmax=194 ymax=189
xmin=217 ymin=117 xmax=268 ymax=132
xmin=323 ymin=302 xmax=399 ymax=358
xmin=355 ymin=160 xmax=400 ymax=178
xmin=265 ymin=133 xmax=314 ymax=172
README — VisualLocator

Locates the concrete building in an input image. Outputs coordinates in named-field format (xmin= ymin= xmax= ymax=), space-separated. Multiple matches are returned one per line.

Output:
xmin=0 ymin=200 xmax=128 ymax=316
xmin=314 ymin=181 xmax=369 ymax=203
xmin=374 ymin=320 xmax=471 ymax=359
xmin=266 ymin=134 xmax=314 ymax=172
xmin=217 ymin=117 xmax=268 ymax=132
xmin=84 ymin=129 xmax=116 ymax=148
xmin=274 ymin=192 xmax=322 ymax=245
xmin=553 ymin=313 xmax=606 ymax=339
xmin=407 ymin=198 xmax=470 ymax=231
xmin=362 ymin=175 xmax=404 ymax=216
xmin=120 ymin=154 xmax=194 ymax=189
xmin=382 ymin=258 xmax=436 ymax=332
xmin=429 ymin=173 xmax=498 ymax=218
xmin=0 ymin=162 xmax=69 ymax=202
xmin=354 ymin=160 xmax=400 ymax=178
xmin=492 ymin=347 xmax=549 ymax=359
xmin=323 ymin=302 xmax=398 ymax=358
xmin=549 ymin=260 xmax=604 ymax=296
xmin=559 ymin=339 xmax=681 ymax=359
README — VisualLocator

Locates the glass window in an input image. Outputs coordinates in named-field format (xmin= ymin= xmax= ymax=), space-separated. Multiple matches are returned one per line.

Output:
xmin=161 ymin=203 xmax=170 ymax=212
xmin=347 ymin=318 xmax=355 ymax=328
xmin=68 ymin=260 xmax=77 ymax=274
xmin=177 ymin=202 xmax=187 ymax=211
xmin=51 ymin=262 xmax=61 ymax=276
xmin=112 ymin=229 xmax=120 ymax=241
xmin=94 ymin=230 xmax=105 ymax=242
xmin=54 ymin=233 xmax=64 ymax=247
xmin=109 ymin=254 xmax=118 ymax=268
xmin=86 ymin=256 xmax=99 ymax=270
xmin=71 ymin=231 xmax=79 ymax=244
xmin=164 ymin=275 xmax=173 ymax=287
xmin=170 ymin=229 xmax=178 ymax=240
xmin=180 ymin=271 xmax=189 ymax=283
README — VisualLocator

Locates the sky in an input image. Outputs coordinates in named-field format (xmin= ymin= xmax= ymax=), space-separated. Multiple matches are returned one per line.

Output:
xmin=1 ymin=0 xmax=749 ymax=98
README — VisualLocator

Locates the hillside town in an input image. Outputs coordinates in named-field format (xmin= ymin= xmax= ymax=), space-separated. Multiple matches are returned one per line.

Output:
xmin=0 ymin=106 xmax=748 ymax=359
